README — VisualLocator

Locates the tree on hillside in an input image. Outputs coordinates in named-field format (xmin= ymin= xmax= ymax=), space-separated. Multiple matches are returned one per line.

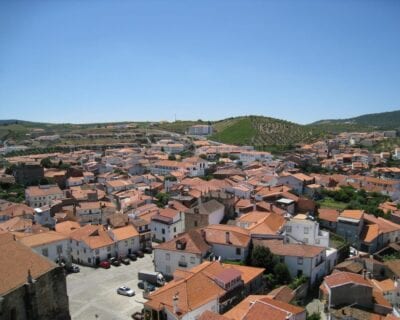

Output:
xmin=40 ymin=157 xmax=52 ymax=168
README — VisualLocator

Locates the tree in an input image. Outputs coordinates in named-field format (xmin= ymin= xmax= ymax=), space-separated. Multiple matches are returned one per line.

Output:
xmin=273 ymin=263 xmax=291 ymax=285
xmin=250 ymin=246 xmax=276 ymax=271
xmin=155 ymin=192 xmax=170 ymax=208
xmin=4 ymin=164 xmax=16 ymax=175
xmin=306 ymin=312 xmax=321 ymax=320
xmin=168 ymin=154 xmax=176 ymax=161
xmin=40 ymin=157 xmax=52 ymax=168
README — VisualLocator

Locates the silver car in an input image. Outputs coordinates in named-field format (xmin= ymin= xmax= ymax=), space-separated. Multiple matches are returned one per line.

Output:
xmin=117 ymin=286 xmax=135 ymax=297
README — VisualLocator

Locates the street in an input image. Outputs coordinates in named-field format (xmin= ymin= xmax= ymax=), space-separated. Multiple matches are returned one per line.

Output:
xmin=67 ymin=253 xmax=155 ymax=320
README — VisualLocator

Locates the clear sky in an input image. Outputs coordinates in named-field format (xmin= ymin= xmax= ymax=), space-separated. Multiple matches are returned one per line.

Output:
xmin=0 ymin=0 xmax=399 ymax=124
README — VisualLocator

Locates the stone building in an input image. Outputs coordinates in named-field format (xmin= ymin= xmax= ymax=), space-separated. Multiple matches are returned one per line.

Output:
xmin=12 ymin=163 xmax=44 ymax=185
xmin=0 ymin=231 xmax=71 ymax=320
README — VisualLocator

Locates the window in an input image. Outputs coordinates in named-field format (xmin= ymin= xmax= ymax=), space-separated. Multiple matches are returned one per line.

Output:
xmin=174 ymin=227 xmax=176 ymax=233
xmin=194 ymin=221 xmax=198 ymax=227
xmin=286 ymin=226 xmax=292 ymax=232
xmin=107 ymin=246 xmax=111 ymax=252
xmin=42 ymin=248 xmax=48 ymax=257
xmin=95 ymin=249 xmax=99 ymax=254
xmin=297 ymin=270 xmax=303 ymax=277
xmin=83 ymin=248 xmax=86 ymax=254
xmin=236 ymin=248 xmax=241 ymax=256
xmin=162 ymin=228 xmax=165 ymax=234
xmin=279 ymin=256 xmax=284 ymax=263
xmin=297 ymin=257 xmax=303 ymax=265
xmin=166 ymin=265 xmax=171 ymax=274
xmin=88 ymin=258 xmax=91 ymax=264
xmin=190 ymin=256 xmax=195 ymax=264
xmin=125 ymin=241 xmax=128 ymax=246
xmin=166 ymin=253 xmax=170 ymax=261
xmin=304 ymin=227 xmax=309 ymax=234
xmin=57 ymin=245 xmax=63 ymax=254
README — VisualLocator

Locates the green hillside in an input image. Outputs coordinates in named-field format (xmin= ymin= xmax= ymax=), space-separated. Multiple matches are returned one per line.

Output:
xmin=1 ymin=109 xmax=399 ymax=151
xmin=210 ymin=116 xmax=322 ymax=150
xmin=312 ymin=110 xmax=400 ymax=131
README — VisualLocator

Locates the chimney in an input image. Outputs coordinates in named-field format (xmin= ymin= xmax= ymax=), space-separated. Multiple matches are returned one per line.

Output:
xmin=173 ymin=292 xmax=179 ymax=314
xmin=252 ymin=199 xmax=256 ymax=211
xmin=225 ymin=231 xmax=231 ymax=244
xmin=363 ymin=269 xmax=367 ymax=279
xmin=200 ymin=229 xmax=206 ymax=241
xmin=27 ymin=269 xmax=33 ymax=284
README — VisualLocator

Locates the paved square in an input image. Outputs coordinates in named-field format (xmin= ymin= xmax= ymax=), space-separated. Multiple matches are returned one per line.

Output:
xmin=67 ymin=253 xmax=155 ymax=320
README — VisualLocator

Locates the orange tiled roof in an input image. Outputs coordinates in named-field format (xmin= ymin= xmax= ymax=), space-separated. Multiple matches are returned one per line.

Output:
xmin=323 ymin=271 xmax=373 ymax=289
xmin=0 ymin=232 xmax=56 ymax=295
xmin=18 ymin=231 xmax=68 ymax=247
xmin=203 ymin=225 xmax=250 ymax=248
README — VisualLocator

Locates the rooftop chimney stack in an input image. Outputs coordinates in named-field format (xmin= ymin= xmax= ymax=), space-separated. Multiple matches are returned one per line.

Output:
xmin=225 ymin=231 xmax=231 ymax=244
xmin=173 ymin=292 xmax=179 ymax=314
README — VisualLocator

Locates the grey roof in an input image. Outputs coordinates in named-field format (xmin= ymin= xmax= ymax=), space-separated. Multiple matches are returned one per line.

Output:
xmin=187 ymin=199 xmax=224 ymax=215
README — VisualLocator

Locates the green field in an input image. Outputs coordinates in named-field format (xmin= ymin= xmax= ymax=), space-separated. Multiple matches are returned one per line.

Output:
xmin=317 ymin=197 xmax=347 ymax=210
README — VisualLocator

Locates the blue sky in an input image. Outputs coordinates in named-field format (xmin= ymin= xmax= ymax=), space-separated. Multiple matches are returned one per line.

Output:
xmin=0 ymin=0 xmax=399 ymax=124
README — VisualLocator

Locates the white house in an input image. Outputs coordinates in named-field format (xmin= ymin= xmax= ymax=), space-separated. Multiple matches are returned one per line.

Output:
xmin=254 ymin=239 xmax=333 ymax=286
xmin=154 ymin=230 xmax=211 ymax=276
xmin=239 ymin=151 xmax=273 ymax=164
xmin=105 ymin=179 xmax=135 ymax=194
xmin=66 ymin=177 xmax=84 ymax=188
xmin=284 ymin=214 xmax=330 ymax=248
xmin=19 ymin=231 xmax=71 ymax=265
xmin=34 ymin=206 xmax=56 ymax=228
xmin=25 ymin=185 xmax=64 ymax=208
xmin=277 ymin=173 xmax=315 ymax=195
xmin=55 ymin=222 xmax=140 ymax=266
xmin=202 ymin=225 xmax=251 ymax=262
xmin=151 ymin=208 xmax=185 ymax=242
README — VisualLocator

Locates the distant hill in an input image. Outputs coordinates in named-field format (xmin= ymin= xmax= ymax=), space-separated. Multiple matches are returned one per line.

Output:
xmin=211 ymin=116 xmax=322 ymax=149
xmin=1 ymin=109 xmax=398 ymax=150
xmin=158 ymin=110 xmax=400 ymax=151
xmin=311 ymin=110 xmax=400 ymax=131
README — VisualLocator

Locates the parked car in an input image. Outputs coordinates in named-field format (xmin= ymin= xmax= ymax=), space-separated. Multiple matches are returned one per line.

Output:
xmin=127 ymin=253 xmax=137 ymax=261
xmin=66 ymin=264 xmax=80 ymax=273
xmin=70 ymin=265 xmax=80 ymax=273
xmin=131 ymin=311 xmax=144 ymax=320
xmin=99 ymin=260 xmax=111 ymax=269
xmin=136 ymin=250 xmax=144 ymax=258
xmin=121 ymin=257 xmax=130 ymax=265
xmin=109 ymin=257 xmax=121 ymax=266
xmin=117 ymin=286 xmax=135 ymax=297
xmin=143 ymin=247 xmax=153 ymax=254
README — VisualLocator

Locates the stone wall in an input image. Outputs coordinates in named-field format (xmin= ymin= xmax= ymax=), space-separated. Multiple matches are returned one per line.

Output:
xmin=0 ymin=266 xmax=70 ymax=320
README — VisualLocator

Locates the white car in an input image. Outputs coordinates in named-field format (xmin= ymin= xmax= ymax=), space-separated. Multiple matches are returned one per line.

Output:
xmin=117 ymin=286 xmax=135 ymax=297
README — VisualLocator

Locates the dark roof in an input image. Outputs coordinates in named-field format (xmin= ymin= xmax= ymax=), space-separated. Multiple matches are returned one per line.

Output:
xmin=187 ymin=199 xmax=224 ymax=215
